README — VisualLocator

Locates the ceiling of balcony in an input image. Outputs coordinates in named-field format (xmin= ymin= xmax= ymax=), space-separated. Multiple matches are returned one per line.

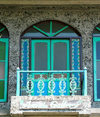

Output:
xmin=1 ymin=0 xmax=100 ymax=5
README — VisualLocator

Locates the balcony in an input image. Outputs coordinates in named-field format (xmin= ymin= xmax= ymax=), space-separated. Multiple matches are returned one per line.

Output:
xmin=10 ymin=67 xmax=91 ymax=117
xmin=16 ymin=67 xmax=87 ymax=96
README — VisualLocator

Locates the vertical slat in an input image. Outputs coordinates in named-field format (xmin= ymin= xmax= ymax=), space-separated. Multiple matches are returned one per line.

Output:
xmin=93 ymin=37 xmax=97 ymax=100
xmin=83 ymin=67 xmax=87 ymax=96
xmin=16 ymin=67 xmax=20 ymax=96
xmin=50 ymin=21 xmax=52 ymax=36
xmin=4 ymin=39 xmax=9 ymax=101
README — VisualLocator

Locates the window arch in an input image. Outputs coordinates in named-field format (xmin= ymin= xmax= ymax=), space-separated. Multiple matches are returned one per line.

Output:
xmin=0 ymin=23 xmax=9 ymax=102
xmin=93 ymin=24 xmax=100 ymax=101
xmin=20 ymin=20 xmax=82 ymax=96
xmin=21 ymin=20 xmax=81 ymax=38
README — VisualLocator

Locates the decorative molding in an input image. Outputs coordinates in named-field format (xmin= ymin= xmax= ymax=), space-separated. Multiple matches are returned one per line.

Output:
xmin=1 ymin=0 xmax=100 ymax=5
xmin=21 ymin=39 xmax=29 ymax=89
xmin=19 ymin=99 xmax=83 ymax=110
xmin=72 ymin=39 xmax=80 ymax=89
xmin=10 ymin=96 xmax=91 ymax=116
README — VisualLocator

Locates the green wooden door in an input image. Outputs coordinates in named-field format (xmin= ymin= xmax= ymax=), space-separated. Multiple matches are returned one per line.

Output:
xmin=31 ymin=40 xmax=50 ymax=96
xmin=51 ymin=40 xmax=70 ymax=95
xmin=31 ymin=39 xmax=70 ymax=95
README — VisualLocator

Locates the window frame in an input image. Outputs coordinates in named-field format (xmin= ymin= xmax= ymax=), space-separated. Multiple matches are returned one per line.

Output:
xmin=20 ymin=20 xmax=82 ymax=95
xmin=31 ymin=39 xmax=50 ymax=70
xmin=0 ymin=38 xmax=9 ymax=102
xmin=51 ymin=39 xmax=69 ymax=70
xmin=31 ymin=39 xmax=70 ymax=95
xmin=93 ymin=37 xmax=100 ymax=101
xmin=31 ymin=39 xmax=70 ymax=71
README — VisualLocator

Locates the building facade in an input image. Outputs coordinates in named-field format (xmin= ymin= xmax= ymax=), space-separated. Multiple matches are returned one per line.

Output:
xmin=0 ymin=1 xmax=100 ymax=117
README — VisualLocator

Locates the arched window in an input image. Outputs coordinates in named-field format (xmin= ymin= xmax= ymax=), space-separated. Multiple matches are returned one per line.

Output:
xmin=93 ymin=25 xmax=100 ymax=101
xmin=0 ymin=23 xmax=9 ymax=102
xmin=20 ymin=20 xmax=81 ymax=96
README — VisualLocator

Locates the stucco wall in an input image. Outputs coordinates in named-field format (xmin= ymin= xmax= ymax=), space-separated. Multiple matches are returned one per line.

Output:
xmin=0 ymin=5 xmax=100 ymax=114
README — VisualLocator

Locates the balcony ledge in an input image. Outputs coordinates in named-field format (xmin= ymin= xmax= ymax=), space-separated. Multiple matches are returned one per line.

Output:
xmin=10 ymin=96 xmax=91 ymax=117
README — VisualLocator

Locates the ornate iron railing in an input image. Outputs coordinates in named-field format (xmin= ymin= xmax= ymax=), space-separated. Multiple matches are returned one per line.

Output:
xmin=16 ymin=67 xmax=87 ymax=96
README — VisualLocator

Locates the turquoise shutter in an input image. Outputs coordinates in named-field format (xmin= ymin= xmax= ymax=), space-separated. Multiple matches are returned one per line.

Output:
xmin=93 ymin=37 xmax=100 ymax=101
xmin=0 ymin=38 xmax=8 ymax=102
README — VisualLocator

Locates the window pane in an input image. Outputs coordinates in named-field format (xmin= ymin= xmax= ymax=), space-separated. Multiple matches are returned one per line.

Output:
xmin=23 ymin=28 xmax=46 ymax=38
xmin=97 ymin=80 xmax=100 ymax=99
xmin=96 ymin=42 xmax=100 ymax=59
xmin=35 ymin=43 xmax=47 ymax=70
xmin=0 ymin=62 xmax=5 ymax=79
xmin=0 ymin=25 xmax=9 ymax=38
xmin=53 ymin=42 xmax=67 ymax=70
xmin=55 ymin=28 xmax=78 ymax=37
xmin=35 ymin=21 xmax=50 ymax=33
xmin=0 ymin=41 xmax=5 ymax=60
xmin=0 ymin=81 xmax=4 ymax=99
xmin=96 ymin=61 xmax=100 ymax=79
xmin=52 ymin=21 xmax=65 ymax=33
xmin=1 ymin=30 xmax=9 ymax=38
